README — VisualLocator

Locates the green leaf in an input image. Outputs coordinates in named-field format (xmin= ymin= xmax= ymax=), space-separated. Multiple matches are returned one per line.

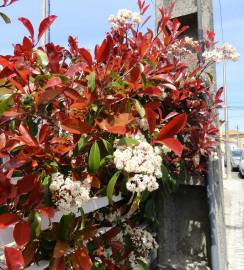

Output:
xmin=102 ymin=139 xmax=113 ymax=154
xmin=106 ymin=171 xmax=120 ymax=204
xmin=87 ymin=71 xmax=96 ymax=92
xmin=128 ymin=193 xmax=141 ymax=216
xmin=28 ymin=211 xmax=41 ymax=238
xmin=100 ymin=155 xmax=113 ymax=167
xmin=79 ymin=208 xmax=85 ymax=230
xmin=41 ymin=175 xmax=52 ymax=205
xmin=119 ymin=137 xmax=139 ymax=146
xmin=36 ymin=49 xmax=49 ymax=67
xmin=27 ymin=118 xmax=38 ymax=137
xmin=110 ymin=81 xmax=125 ymax=90
xmin=0 ymin=94 xmax=13 ymax=116
xmin=135 ymin=258 xmax=150 ymax=270
xmin=132 ymin=99 xmax=145 ymax=117
xmin=77 ymin=134 xmax=88 ymax=152
xmin=58 ymin=214 xmax=75 ymax=241
xmin=161 ymin=163 xmax=170 ymax=182
xmin=9 ymin=120 xmax=16 ymax=132
xmin=0 ymin=12 xmax=11 ymax=24
xmin=88 ymin=141 xmax=101 ymax=173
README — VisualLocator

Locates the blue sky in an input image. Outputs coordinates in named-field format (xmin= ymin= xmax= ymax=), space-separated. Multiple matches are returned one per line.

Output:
xmin=1 ymin=0 xmax=243 ymax=130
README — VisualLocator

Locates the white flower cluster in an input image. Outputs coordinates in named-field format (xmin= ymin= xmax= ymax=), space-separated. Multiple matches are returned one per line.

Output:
xmin=130 ymin=227 xmax=159 ymax=256
xmin=97 ymin=209 xmax=120 ymax=224
xmin=113 ymin=224 xmax=158 ymax=266
xmin=129 ymin=252 xmax=148 ymax=270
xmin=184 ymin=36 xmax=199 ymax=47
xmin=113 ymin=134 xmax=162 ymax=192
xmin=49 ymin=172 xmax=90 ymax=215
xmin=108 ymin=9 xmax=141 ymax=29
xmin=167 ymin=37 xmax=199 ymax=57
xmin=203 ymin=43 xmax=240 ymax=63
xmin=127 ymin=174 xmax=159 ymax=192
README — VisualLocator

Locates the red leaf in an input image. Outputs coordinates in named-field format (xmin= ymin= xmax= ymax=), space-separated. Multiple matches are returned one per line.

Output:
xmin=39 ymin=124 xmax=53 ymax=144
xmin=38 ymin=15 xmax=57 ymax=42
xmin=68 ymin=36 xmax=79 ymax=54
xmin=37 ymin=207 xmax=55 ymax=219
xmin=154 ymin=138 xmax=184 ymax=157
xmin=96 ymin=113 xmax=134 ymax=135
xmin=151 ymin=74 xmax=174 ymax=84
xmin=61 ymin=118 xmax=92 ymax=135
xmin=19 ymin=124 xmax=38 ymax=146
xmin=71 ymin=247 xmax=92 ymax=270
xmin=157 ymin=113 xmax=187 ymax=140
xmin=17 ymin=175 xmax=38 ymax=195
xmin=65 ymin=63 xmax=81 ymax=77
xmin=208 ymin=31 xmax=215 ymax=41
xmin=215 ymin=87 xmax=223 ymax=101
xmin=79 ymin=48 xmax=93 ymax=66
xmin=0 ymin=133 xmax=6 ymax=150
xmin=4 ymin=247 xmax=24 ymax=270
xmin=162 ymin=112 xmax=179 ymax=122
xmin=51 ymin=257 xmax=65 ymax=270
xmin=141 ymin=15 xmax=151 ymax=28
xmin=140 ymin=87 xmax=162 ymax=97
xmin=145 ymin=108 xmax=158 ymax=134
xmin=18 ymin=17 xmax=34 ymax=42
xmin=96 ymin=39 xmax=107 ymax=62
xmin=38 ymin=88 xmax=64 ymax=104
xmin=111 ymin=241 xmax=123 ymax=257
xmin=64 ymin=88 xmax=83 ymax=101
xmin=162 ymin=83 xmax=177 ymax=91
xmin=13 ymin=221 xmax=31 ymax=248
xmin=53 ymin=241 xmax=68 ymax=258
xmin=0 ymin=213 xmax=19 ymax=228
xmin=43 ymin=77 xmax=62 ymax=90
xmin=95 ymin=36 xmax=112 ymax=63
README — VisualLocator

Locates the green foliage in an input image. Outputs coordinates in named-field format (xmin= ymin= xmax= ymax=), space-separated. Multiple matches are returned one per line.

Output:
xmin=87 ymin=71 xmax=96 ymax=92
xmin=119 ymin=137 xmax=139 ymax=146
xmin=0 ymin=12 xmax=11 ymax=24
xmin=36 ymin=49 xmax=49 ymax=67
xmin=132 ymin=98 xmax=145 ymax=118
xmin=0 ymin=94 xmax=13 ymax=116
xmin=58 ymin=214 xmax=75 ymax=241
xmin=106 ymin=171 xmax=120 ymax=204
xmin=28 ymin=211 xmax=41 ymax=238
xmin=88 ymin=141 xmax=101 ymax=173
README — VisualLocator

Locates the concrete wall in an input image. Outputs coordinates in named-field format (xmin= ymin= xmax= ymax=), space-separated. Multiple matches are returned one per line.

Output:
xmin=156 ymin=185 xmax=211 ymax=269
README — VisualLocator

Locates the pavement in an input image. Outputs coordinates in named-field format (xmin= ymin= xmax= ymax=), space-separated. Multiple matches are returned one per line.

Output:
xmin=224 ymin=170 xmax=244 ymax=270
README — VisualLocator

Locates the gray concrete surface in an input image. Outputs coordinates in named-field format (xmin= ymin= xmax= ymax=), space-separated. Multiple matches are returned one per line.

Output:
xmin=224 ymin=171 xmax=244 ymax=270
xmin=156 ymin=185 xmax=211 ymax=269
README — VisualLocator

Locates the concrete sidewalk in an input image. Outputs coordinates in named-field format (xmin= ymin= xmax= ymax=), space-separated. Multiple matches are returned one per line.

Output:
xmin=224 ymin=173 xmax=244 ymax=270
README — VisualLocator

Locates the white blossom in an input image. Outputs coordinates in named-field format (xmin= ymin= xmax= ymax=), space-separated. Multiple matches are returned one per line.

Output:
xmin=129 ymin=252 xmax=148 ymax=270
xmin=108 ymin=9 xmax=141 ymax=29
xmin=220 ymin=43 xmax=240 ymax=61
xmin=202 ymin=49 xmax=221 ymax=62
xmin=132 ymin=12 xmax=141 ymax=24
xmin=130 ymin=227 xmax=159 ymax=256
xmin=113 ymin=134 xmax=163 ymax=192
xmin=126 ymin=174 xmax=159 ymax=192
xmin=50 ymin=172 xmax=90 ymax=215
xmin=203 ymin=43 xmax=240 ymax=63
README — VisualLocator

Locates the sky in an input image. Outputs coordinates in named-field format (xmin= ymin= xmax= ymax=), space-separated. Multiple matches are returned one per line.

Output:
xmin=0 ymin=0 xmax=244 ymax=131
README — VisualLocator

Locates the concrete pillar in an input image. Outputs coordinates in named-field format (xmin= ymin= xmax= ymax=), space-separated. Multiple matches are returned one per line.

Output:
xmin=155 ymin=0 xmax=228 ymax=269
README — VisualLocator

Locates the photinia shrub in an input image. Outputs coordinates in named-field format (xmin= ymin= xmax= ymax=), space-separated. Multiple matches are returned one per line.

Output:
xmin=0 ymin=0 xmax=226 ymax=269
